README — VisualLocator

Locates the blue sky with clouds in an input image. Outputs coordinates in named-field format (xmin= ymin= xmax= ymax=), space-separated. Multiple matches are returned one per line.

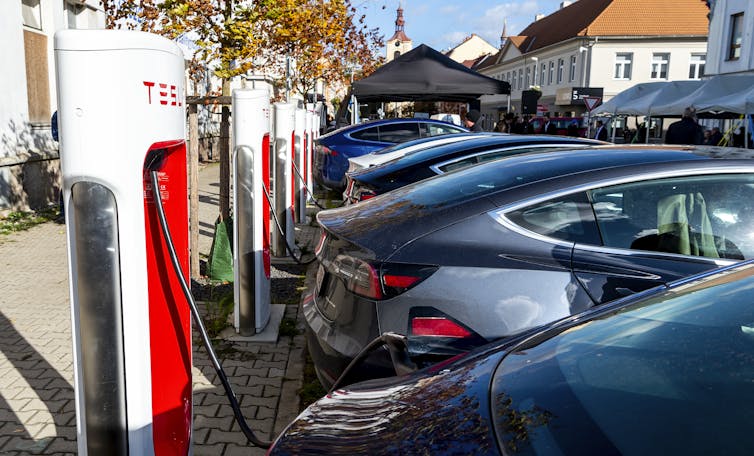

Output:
xmin=356 ymin=0 xmax=568 ymax=53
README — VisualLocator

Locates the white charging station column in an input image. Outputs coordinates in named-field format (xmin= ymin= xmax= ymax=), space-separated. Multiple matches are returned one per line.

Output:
xmin=272 ymin=103 xmax=296 ymax=257
xmin=233 ymin=89 xmax=271 ymax=335
xmin=294 ymin=109 xmax=307 ymax=223
xmin=56 ymin=30 xmax=191 ymax=456
xmin=305 ymin=110 xmax=315 ymax=197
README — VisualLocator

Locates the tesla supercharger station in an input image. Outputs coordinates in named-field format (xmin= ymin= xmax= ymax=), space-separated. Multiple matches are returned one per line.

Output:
xmin=272 ymin=103 xmax=296 ymax=256
xmin=232 ymin=89 xmax=272 ymax=335
xmin=56 ymin=30 xmax=191 ymax=455
xmin=305 ymin=110 xmax=315 ymax=197
xmin=294 ymin=109 xmax=307 ymax=222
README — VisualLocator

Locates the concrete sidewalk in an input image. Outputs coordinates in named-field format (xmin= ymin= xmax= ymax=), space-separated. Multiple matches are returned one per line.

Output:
xmin=0 ymin=162 xmax=314 ymax=455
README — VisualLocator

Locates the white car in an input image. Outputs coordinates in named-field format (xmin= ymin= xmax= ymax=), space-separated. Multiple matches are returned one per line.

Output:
xmin=346 ymin=133 xmax=490 ymax=173
xmin=430 ymin=113 xmax=462 ymax=126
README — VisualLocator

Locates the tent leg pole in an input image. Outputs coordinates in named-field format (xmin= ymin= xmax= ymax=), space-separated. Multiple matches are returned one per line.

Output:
xmin=746 ymin=114 xmax=749 ymax=149
xmin=645 ymin=115 xmax=650 ymax=143
xmin=610 ymin=118 xmax=616 ymax=143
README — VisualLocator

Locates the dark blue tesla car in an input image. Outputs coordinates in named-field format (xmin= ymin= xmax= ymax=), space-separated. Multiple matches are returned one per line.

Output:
xmin=314 ymin=118 xmax=467 ymax=190
xmin=269 ymin=259 xmax=754 ymax=454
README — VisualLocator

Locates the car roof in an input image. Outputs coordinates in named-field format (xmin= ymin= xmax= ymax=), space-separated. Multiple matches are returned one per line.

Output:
xmin=348 ymin=133 xmax=489 ymax=168
xmin=318 ymin=117 xmax=465 ymax=140
xmin=349 ymin=134 xmax=605 ymax=181
xmin=372 ymin=132 xmax=485 ymax=155
xmin=320 ymin=145 xmax=754 ymax=256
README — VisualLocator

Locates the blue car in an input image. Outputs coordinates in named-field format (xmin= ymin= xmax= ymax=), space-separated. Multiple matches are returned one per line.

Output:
xmin=314 ymin=118 xmax=468 ymax=190
xmin=269 ymin=259 xmax=754 ymax=454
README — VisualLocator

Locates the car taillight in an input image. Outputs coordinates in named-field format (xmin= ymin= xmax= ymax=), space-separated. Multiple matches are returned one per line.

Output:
xmin=317 ymin=144 xmax=337 ymax=156
xmin=380 ymin=263 xmax=438 ymax=299
xmin=411 ymin=317 xmax=472 ymax=338
xmin=314 ymin=229 xmax=327 ymax=257
xmin=326 ymin=257 xmax=438 ymax=300
xmin=358 ymin=190 xmax=376 ymax=201
xmin=331 ymin=254 xmax=382 ymax=299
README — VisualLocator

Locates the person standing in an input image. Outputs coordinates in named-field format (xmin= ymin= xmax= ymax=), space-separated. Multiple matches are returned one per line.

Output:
xmin=594 ymin=120 xmax=608 ymax=141
xmin=464 ymin=110 xmax=484 ymax=132
xmin=543 ymin=115 xmax=557 ymax=135
xmin=665 ymin=107 xmax=703 ymax=145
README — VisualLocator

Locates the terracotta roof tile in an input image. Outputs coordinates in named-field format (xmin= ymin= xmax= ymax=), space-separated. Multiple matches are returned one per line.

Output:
xmin=388 ymin=31 xmax=411 ymax=42
xmin=516 ymin=0 xmax=708 ymax=53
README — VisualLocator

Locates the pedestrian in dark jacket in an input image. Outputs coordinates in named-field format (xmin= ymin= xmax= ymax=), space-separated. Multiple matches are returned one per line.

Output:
xmin=665 ymin=107 xmax=703 ymax=145
xmin=464 ymin=110 xmax=484 ymax=132
xmin=709 ymin=127 xmax=723 ymax=146
xmin=594 ymin=120 xmax=608 ymax=141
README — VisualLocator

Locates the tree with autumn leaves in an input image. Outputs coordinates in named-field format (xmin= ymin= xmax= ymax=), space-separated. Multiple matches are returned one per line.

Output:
xmin=101 ymin=0 xmax=383 ymax=227
xmin=100 ymin=0 xmax=384 ymax=98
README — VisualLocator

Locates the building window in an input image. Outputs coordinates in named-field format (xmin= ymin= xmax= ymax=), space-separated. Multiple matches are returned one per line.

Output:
xmin=518 ymin=69 xmax=523 ymax=89
xmin=525 ymin=67 xmax=531 ymax=88
xmin=22 ymin=0 xmax=42 ymax=29
xmin=512 ymin=71 xmax=517 ymax=90
xmin=541 ymin=63 xmax=546 ymax=86
xmin=548 ymin=61 xmax=554 ymax=85
xmin=569 ymin=55 xmax=577 ymax=81
xmin=557 ymin=59 xmax=564 ymax=83
xmin=689 ymin=53 xmax=706 ymax=79
xmin=650 ymin=53 xmax=669 ymax=79
xmin=728 ymin=12 xmax=744 ymax=60
xmin=614 ymin=53 xmax=632 ymax=79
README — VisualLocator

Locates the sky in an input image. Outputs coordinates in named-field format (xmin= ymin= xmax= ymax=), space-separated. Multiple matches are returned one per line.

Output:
xmin=355 ymin=0 xmax=569 ymax=54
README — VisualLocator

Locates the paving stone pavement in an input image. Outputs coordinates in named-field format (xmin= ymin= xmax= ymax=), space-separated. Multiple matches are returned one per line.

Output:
xmin=0 ymin=162 xmax=316 ymax=455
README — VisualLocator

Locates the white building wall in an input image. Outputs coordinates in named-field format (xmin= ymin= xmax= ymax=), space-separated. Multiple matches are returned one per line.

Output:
xmin=590 ymin=40 xmax=708 ymax=99
xmin=1 ymin=0 xmax=105 ymax=211
xmin=479 ymin=38 xmax=706 ymax=120
xmin=706 ymin=0 xmax=754 ymax=75
xmin=0 ymin=2 xmax=32 ymax=159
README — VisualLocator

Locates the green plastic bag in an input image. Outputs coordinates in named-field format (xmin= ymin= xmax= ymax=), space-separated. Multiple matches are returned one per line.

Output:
xmin=207 ymin=216 xmax=234 ymax=282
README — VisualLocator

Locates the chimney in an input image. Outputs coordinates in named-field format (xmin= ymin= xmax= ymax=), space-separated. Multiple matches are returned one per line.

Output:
xmin=535 ymin=13 xmax=545 ymax=21
xmin=560 ymin=1 xmax=574 ymax=8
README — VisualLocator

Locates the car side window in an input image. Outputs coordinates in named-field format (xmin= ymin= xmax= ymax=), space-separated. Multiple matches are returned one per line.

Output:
xmin=506 ymin=192 xmax=600 ymax=244
xmin=425 ymin=123 xmax=465 ymax=136
xmin=350 ymin=126 xmax=379 ymax=141
xmin=378 ymin=123 xmax=421 ymax=143
xmin=589 ymin=174 xmax=754 ymax=260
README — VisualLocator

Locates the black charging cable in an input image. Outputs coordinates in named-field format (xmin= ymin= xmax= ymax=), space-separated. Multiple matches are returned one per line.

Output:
xmin=328 ymin=332 xmax=417 ymax=395
xmin=149 ymin=170 xmax=272 ymax=449
xmin=290 ymin=160 xmax=347 ymax=209
xmin=261 ymin=184 xmax=316 ymax=266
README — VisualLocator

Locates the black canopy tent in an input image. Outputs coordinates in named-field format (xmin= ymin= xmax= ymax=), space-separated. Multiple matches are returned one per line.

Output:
xmin=351 ymin=44 xmax=510 ymax=102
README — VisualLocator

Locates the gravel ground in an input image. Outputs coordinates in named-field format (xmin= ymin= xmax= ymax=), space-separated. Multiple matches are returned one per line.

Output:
xmin=192 ymin=260 xmax=308 ymax=305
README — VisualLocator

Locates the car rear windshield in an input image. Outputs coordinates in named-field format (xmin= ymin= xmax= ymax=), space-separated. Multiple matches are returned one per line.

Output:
xmin=392 ymin=148 xmax=699 ymax=209
xmin=491 ymin=263 xmax=754 ymax=455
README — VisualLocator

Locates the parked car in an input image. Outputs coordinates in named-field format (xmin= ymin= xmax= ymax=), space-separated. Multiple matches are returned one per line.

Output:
xmin=306 ymin=145 xmax=754 ymax=388
xmin=430 ymin=112 xmax=462 ymax=126
xmin=347 ymin=132 xmax=490 ymax=173
xmin=344 ymin=134 xmax=605 ymax=203
xmin=314 ymin=118 xmax=468 ymax=190
xmin=271 ymin=259 xmax=754 ymax=455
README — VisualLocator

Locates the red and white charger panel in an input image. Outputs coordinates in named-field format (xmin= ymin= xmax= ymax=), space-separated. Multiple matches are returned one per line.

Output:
xmin=232 ymin=89 xmax=272 ymax=335
xmin=273 ymin=102 xmax=296 ymax=251
xmin=294 ymin=109 xmax=307 ymax=223
xmin=56 ymin=29 xmax=191 ymax=456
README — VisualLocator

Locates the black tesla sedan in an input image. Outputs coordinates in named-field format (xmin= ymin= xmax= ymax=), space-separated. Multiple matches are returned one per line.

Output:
xmin=306 ymin=145 xmax=754 ymax=388
xmin=271 ymin=259 xmax=754 ymax=455
xmin=343 ymin=134 xmax=605 ymax=203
